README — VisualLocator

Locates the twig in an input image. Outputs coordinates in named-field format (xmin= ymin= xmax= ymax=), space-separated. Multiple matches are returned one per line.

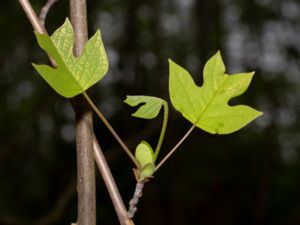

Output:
xmin=19 ymin=0 xmax=47 ymax=33
xmin=19 ymin=0 xmax=57 ymax=67
xmin=39 ymin=0 xmax=58 ymax=26
xmin=127 ymin=179 xmax=149 ymax=219
xmin=93 ymin=137 xmax=135 ymax=225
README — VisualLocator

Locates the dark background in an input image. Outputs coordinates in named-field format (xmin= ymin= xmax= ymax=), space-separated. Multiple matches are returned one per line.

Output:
xmin=1 ymin=0 xmax=300 ymax=224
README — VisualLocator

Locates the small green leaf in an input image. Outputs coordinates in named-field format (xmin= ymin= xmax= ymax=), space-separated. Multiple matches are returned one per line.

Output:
xmin=169 ymin=51 xmax=262 ymax=134
xmin=135 ymin=141 xmax=155 ymax=167
xmin=139 ymin=164 xmax=155 ymax=179
xmin=124 ymin=95 xmax=165 ymax=119
xmin=135 ymin=141 xmax=155 ymax=178
xmin=32 ymin=18 xmax=108 ymax=98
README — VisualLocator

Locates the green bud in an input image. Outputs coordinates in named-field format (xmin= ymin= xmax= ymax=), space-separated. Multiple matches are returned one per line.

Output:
xmin=135 ymin=141 xmax=155 ymax=179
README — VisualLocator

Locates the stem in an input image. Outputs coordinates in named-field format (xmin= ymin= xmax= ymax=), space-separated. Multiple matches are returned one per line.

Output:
xmin=70 ymin=0 xmax=96 ymax=225
xmin=154 ymin=102 xmax=169 ymax=161
xmin=155 ymin=125 xmax=196 ymax=172
xmin=93 ymin=136 xmax=135 ymax=225
xmin=127 ymin=179 xmax=148 ymax=219
xmin=19 ymin=0 xmax=47 ymax=33
xmin=83 ymin=92 xmax=140 ymax=169
xmin=39 ymin=0 xmax=58 ymax=26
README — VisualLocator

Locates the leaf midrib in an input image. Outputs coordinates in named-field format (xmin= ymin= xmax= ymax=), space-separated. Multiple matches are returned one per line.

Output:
xmin=177 ymin=71 xmax=198 ymax=118
xmin=76 ymin=35 xmax=99 ymax=86
xmin=50 ymin=35 xmax=82 ymax=90
xmin=194 ymin=73 xmax=228 ymax=125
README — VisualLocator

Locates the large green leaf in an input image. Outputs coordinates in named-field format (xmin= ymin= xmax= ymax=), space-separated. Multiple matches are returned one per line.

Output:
xmin=32 ymin=18 xmax=108 ymax=98
xmin=169 ymin=51 xmax=262 ymax=134
xmin=124 ymin=95 xmax=165 ymax=119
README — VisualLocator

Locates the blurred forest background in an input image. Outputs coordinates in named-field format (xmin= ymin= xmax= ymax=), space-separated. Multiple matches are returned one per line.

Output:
xmin=1 ymin=0 xmax=300 ymax=224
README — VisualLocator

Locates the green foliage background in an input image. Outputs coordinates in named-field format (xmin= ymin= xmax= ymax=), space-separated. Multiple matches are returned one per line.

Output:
xmin=1 ymin=0 xmax=300 ymax=225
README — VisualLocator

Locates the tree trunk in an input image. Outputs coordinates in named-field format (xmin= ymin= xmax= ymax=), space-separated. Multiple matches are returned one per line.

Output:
xmin=70 ymin=0 xmax=96 ymax=225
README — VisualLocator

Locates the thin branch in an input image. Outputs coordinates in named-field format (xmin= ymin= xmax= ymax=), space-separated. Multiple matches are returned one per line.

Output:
xmin=19 ymin=0 xmax=47 ymax=33
xmin=39 ymin=0 xmax=59 ymax=26
xmin=93 ymin=137 xmax=135 ymax=225
xmin=83 ymin=92 xmax=140 ymax=169
xmin=155 ymin=125 xmax=196 ymax=172
xmin=127 ymin=179 xmax=149 ymax=219
xmin=19 ymin=0 xmax=57 ymax=66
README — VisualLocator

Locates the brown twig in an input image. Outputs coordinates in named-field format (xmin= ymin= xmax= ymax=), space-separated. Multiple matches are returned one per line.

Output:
xmin=127 ymin=179 xmax=149 ymax=219
xmin=39 ymin=0 xmax=58 ymax=26
xmin=19 ymin=0 xmax=47 ymax=33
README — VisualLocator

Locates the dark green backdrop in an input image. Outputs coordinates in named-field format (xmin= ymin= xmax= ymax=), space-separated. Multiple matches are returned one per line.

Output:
xmin=1 ymin=0 xmax=300 ymax=224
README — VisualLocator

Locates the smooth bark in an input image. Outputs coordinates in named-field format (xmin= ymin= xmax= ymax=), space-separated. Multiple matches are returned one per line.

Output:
xmin=69 ymin=1 xmax=96 ymax=225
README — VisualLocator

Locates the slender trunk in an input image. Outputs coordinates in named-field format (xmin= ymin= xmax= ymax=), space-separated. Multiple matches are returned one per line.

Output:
xmin=69 ymin=1 xmax=96 ymax=225
xmin=19 ymin=2 xmax=134 ymax=224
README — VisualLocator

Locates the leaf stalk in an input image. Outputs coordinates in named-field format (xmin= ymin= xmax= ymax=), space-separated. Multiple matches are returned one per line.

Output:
xmin=154 ymin=101 xmax=169 ymax=161
xmin=155 ymin=125 xmax=195 ymax=172
xmin=83 ymin=92 xmax=140 ymax=169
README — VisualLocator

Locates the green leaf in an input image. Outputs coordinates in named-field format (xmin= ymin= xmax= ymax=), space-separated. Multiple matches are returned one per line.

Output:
xmin=135 ymin=141 xmax=155 ymax=178
xmin=169 ymin=51 xmax=262 ymax=134
xmin=124 ymin=95 xmax=165 ymax=119
xmin=135 ymin=141 xmax=155 ymax=167
xmin=32 ymin=18 xmax=108 ymax=98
